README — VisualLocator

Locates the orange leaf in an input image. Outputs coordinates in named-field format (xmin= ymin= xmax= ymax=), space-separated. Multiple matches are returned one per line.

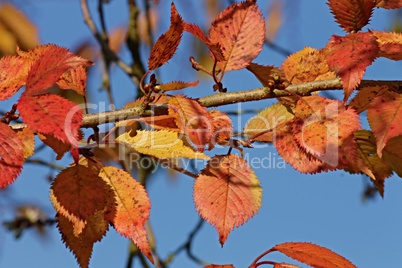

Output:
xmin=246 ymin=63 xmax=286 ymax=87
xmin=282 ymin=47 xmax=335 ymax=84
xmin=244 ymin=103 xmax=294 ymax=142
xmin=376 ymin=0 xmax=402 ymax=8
xmin=293 ymin=97 xmax=361 ymax=168
xmin=147 ymin=3 xmax=183 ymax=71
xmin=372 ymin=31 xmax=402 ymax=60
xmin=157 ymin=80 xmax=199 ymax=92
xmin=0 ymin=122 xmax=24 ymax=188
xmin=184 ymin=22 xmax=224 ymax=61
xmin=38 ymin=133 xmax=73 ymax=160
xmin=209 ymin=1 xmax=265 ymax=74
xmin=57 ymin=211 xmax=108 ymax=268
xmin=14 ymin=127 xmax=35 ymax=159
xmin=194 ymin=154 xmax=262 ymax=245
xmin=56 ymin=65 xmax=88 ymax=95
xmin=0 ymin=55 xmax=30 ymax=100
xmin=23 ymin=44 xmax=92 ymax=95
xmin=273 ymin=242 xmax=357 ymax=268
xmin=367 ymin=91 xmax=402 ymax=157
xmin=51 ymin=165 xmax=111 ymax=221
xmin=99 ymin=166 xmax=154 ymax=264
xmin=275 ymin=124 xmax=332 ymax=174
xmin=326 ymin=32 xmax=378 ymax=102
xmin=17 ymin=94 xmax=82 ymax=146
xmin=208 ymin=109 xmax=233 ymax=149
xmin=169 ymin=95 xmax=213 ymax=152
xmin=328 ymin=0 xmax=375 ymax=32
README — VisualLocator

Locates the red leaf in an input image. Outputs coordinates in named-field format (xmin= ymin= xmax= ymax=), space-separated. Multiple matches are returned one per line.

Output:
xmin=99 ymin=166 xmax=154 ymax=263
xmin=367 ymin=91 xmax=402 ymax=157
xmin=17 ymin=94 xmax=82 ymax=146
xmin=0 ymin=122 xmax=24 ymax=188
xmin=24 ymin=44 xmax=92 ymax=95
xmin=209 ymin=1 xmax=265 ymax=74
xmin=328 ymin=0 xmax=375 ymax=32
xmin=147 ymin=3 xmax=183 ymax=71
xmin=184 ymin=22 xmax=224 ymax=61
xmin=194 ymin=154 xmax=262 ymax=245
xmin=273 ymin=242 xmax=357 ymax=268
xmin=56 ymin=65 xmax=88 ymax=95
xmin=0 ymin=56 xmax=30 ymax=100
xmin=376 ymin=0 xmax=402 ymax=8
xmin=157 ymin=80 xmax=199 ymax=92
xmin=326 ymin=32 xmax=378 ymax=102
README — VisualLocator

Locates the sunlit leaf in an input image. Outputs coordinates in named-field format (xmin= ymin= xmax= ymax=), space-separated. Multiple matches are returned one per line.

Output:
xmin=99 ymin=166 xmax=154 ymax=263
xmin=372 ymin=31 xmax=402 ymax=60
xmin=56 ymin=65 xmax=88 ymax=95
xmin=0 ymin=55 xmax=29 ymax=100
xmin=13 ymin=126 xmax=34 ymax=159
xmin=273 ymin=242 xmax=357 ymax=268
xmin=326 ymin=32 xmax=379 ymax=102
xmin=376 ymin=0 xmax=402 ymax=9
xmin=208 ymin=109 xmax=233 ymax=149
xmin=348 ymin=85 xmax=390 ymax=113
xmin=116 ymin=130 xmax=209 ymax=160
xmin=194 ymin=154 xmax=261 ymax=245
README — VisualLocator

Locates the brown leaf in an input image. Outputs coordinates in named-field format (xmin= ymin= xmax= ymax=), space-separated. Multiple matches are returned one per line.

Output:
xmin=194 ymin=154 xmax=262 ymax=245
xmin=208 ymin=110 xmax=233 ymax=149
xmin=246 ymin=63 xmax=286 ymax=87
xmin=326 ymin=32 xmax=379 ymax=102
xmin=157 ymin=80 xmax=199 ymax=92
xmin=147 ymin=3 xmax=183 ymax=70
xmin=273 ymin=242 xmax=357 ymax=268
xmin=328 ymin=0 xmax=375 ymax=32
xmin=382 ymin=135 xmax=402 ymax=178
xmin=209 ymin=1 xmax=265 ymax=74
xmin=348 ymin=85 xmax=390 ymax=113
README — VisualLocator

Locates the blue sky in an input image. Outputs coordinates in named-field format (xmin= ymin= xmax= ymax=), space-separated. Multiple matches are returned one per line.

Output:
xmin=1 ymin=1 xmax=402 ymax=268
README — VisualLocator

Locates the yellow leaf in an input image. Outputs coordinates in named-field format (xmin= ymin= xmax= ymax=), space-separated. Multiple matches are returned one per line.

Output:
xmin=116 ymin=130 xmax=210 ymax=160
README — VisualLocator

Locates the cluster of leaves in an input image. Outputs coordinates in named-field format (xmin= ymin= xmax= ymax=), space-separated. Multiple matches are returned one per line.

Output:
xmin=1 ymin=0 xmax=402 ymax=267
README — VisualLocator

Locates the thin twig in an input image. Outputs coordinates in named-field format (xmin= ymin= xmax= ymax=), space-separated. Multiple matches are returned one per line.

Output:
xmin=25 ymin=158 xmax=64 ymax=171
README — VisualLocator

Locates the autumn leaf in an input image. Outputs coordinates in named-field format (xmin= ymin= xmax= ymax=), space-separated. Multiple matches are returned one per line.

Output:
xmin=51 ymin=165 xmax=111 ymax=221
xmin=169 ymin=95 xmax=213 ymax=151
xmin=275 ymin=124 xmax=332 ymax=174
xmin=246 ymin=63 xmax=286 ymax=87
xmin=38 ymin=133 xmax=74 ymax=160
xmin=265 ymin=1 xmax=283 ymax=41
xmin=328 ymin=0 xmax=375 ymax=32
xmin=13 ymin=127 xmax=34 ymax=159
xmin=194 ymin=154 xmax=262 ymax=245
xmin=353 ymin=130 xmax=393 ymax=195
xmin=17 ymin=94 xmax=83 ymax=146
xmin=57 ymin=210 xmax=108 ymax=268
xmin=156 ymin=80 xmax=199 ymax=92
xmin=0 ymin=122 xmax=24 ymax=188
xmin=0 ymin=55 xmax=30 ymax=100
xmin=56 ymin=65 xmax=88 ymax=95
xmin=293 ymin=96 xmax=361 ymax=168
xmin=147 ymin=3 xmax=183 ymax=70
xmin=282 ymin=47 xmax=335 ymax=84
xmin=22 ymin=44 xmax=92 ymax=95
xmin=376 ymin=0 xmax=402 ymax=9
xmin=348 ymin=85 xmax=390 ymax=114
xmin=208 ymin=109 xmax=233 ymax=149
xmin=272 ymin=242 xmax=357 ymax=268
xmin=116 ymin=130 xmax=209 ymax=160
xmin=382 ymin=135 xmax=402 ymax=178
xmin=244 ymin=103 xmax=294 ymax=142
xmin=367 ymin=91 xmax=402 ymax=157
xmin=205 ymin=265 xmax=235 ymax=268
xmin=372 ymin=31 xmax=402 ymax=60
xmin=99 ymin=166 xmax=154 ymax=263
xmin=326 ymin=32 xmax=379 ymax=102
xmin=209 ymin=1 xmax=265 ymax=75
xmin=184 ymin=22 xmax=224 ymax=61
